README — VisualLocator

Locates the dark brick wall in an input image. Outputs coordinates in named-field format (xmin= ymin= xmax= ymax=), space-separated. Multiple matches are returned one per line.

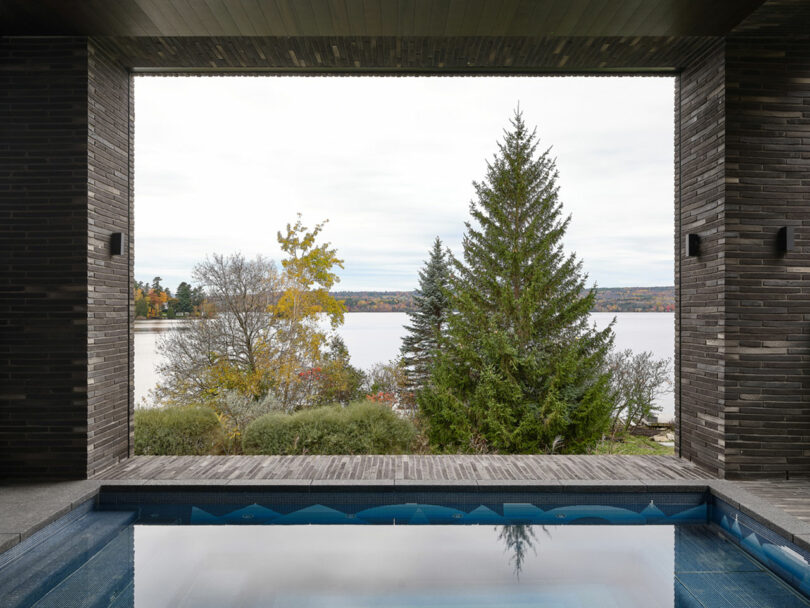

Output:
xmin=0 ymin=37 xmax=132 ymax=479
xmin=722 ymin=36 xmax=810 ymax=478
xmin=675 ymin=42 xmax=728 ymax=478
xmin=128 ymin=68 xmax=136 ymax=459
xmin=676 ymin=36 xmax=810 ymax=479
xmin=0 ymin=38 xmax=91 ymax=478
xmin=86 ymin=40 xmax=132 ymax=476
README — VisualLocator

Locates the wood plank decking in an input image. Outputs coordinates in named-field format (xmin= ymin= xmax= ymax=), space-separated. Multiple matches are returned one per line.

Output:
xmin=97 ymin=456 xmax=810 ymax=525
xmin=98 ymin=454 xmax=707 ymax=481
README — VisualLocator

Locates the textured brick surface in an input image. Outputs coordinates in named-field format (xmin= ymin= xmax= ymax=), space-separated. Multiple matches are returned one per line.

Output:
xmin=676 ymin=36 xmax=810 ymax=479
xmin=0 ymin=38 xmax=132 ymax=479
xmin=0 ymin=38 xmax=92 ymax=479
xmin=675 ymin=42 xmax=728 ymax=477
xmin=86 ymin=41 xmax=132 ymax=476
xmin=722 ymin=36 xmax=810 ymax=478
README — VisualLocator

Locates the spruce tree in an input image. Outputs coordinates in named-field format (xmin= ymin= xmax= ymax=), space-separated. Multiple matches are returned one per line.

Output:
xmin=175 ymin=281 xmax=194 ymax=314
xmin=401 ymin=236 xmax=451 ymax=393
xmin=420 ymin=110 xmax=614 ymax=454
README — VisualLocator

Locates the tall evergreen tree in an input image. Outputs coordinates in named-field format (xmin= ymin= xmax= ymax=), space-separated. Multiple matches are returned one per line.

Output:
xmin=175 ymin=281 xmax=194 ymax=314
xmin=400 ymin=236 xmax=451 ymax=393
xmin=420 ymin=110 xmax=614 ymax=454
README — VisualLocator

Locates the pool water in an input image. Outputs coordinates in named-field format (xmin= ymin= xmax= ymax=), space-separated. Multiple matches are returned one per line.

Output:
xmin=134 ymin=524 xmax=807 ymax=608
xmin=1 ymin=491 xmax=808 ymax=608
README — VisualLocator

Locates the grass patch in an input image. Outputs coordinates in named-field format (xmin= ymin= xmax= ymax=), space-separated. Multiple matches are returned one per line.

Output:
xmin=591 ymin=433 xmax=674 ymax=456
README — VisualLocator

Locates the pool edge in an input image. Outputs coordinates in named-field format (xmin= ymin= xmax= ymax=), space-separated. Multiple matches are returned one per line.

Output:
xmin=1 ymin=478 xmax=808 ymax=554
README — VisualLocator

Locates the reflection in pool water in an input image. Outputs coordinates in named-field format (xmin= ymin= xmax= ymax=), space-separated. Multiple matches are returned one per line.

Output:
xmin=131 ymin=523 xmax=810 ymax=608
xmin=135 ymin=524 xmax=677 ymax=607
xmin=497 ymin=524 xmax=543 ymax=579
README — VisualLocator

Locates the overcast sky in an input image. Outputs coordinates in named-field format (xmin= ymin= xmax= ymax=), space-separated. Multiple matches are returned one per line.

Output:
xmin=135 ymin=75 xmax=674 ymax=292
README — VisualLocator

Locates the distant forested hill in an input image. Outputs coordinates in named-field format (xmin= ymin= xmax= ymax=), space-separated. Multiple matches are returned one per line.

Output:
xmin=592 ymin=286 xmax=674 ymax=312
xmin=332 ymin=291 xmax=415 ymax=313
xmin=332 ymin=286 xmax=674 ymax=313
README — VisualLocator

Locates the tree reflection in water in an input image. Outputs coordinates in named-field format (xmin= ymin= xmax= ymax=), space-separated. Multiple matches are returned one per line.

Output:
xmin=496 ymin=524 xmax=549 ymax=580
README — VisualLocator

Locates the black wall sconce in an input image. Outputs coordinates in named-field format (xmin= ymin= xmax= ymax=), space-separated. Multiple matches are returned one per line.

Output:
xmin=685 ymin=233 xmax=700 ymax=257
xmin=110 ymin=232 xmax=124 ymax=256
xmin=777 ymin=226 xmax=795 ymax=253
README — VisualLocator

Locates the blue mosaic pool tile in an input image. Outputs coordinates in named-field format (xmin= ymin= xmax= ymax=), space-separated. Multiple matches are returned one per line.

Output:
xmin=675 ymin=580 xmax=706 ymax=608
xmin=676 ymin=572 xmax=810 ymax=608
xmin=669 ymin=504 xmax=708 ymax=522
xmin=107 ymin=581 xmax=133 ymax=608
xmin=102 ymin=491 xmax=709 ymax=528
xmin=217 ymin=504 xmax=280 ymax=524
xmin=711 ymin=498 xmax=810 ymax=597
xmin=31 ymin=526 xmax=133 ymax=608
xmin=148 ymin=498 xmax=710 ymax=527
xmin=0 ymin=511 xmax=134 ymax=608
xmin=675 ymin=525 xmax=761 ymax=573
xmin=0 ymin=499 xmax=95 ymax=570
xmin=282 ymin=504 xmax=366 ymax=524
xmin=98 ymin=489 xmax=707 ymax=515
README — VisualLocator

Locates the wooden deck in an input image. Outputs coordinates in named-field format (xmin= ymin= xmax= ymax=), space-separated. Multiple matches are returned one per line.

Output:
xmin=98 ymin=454 xmax=707 ymax=481
xmin=97 ymin=456 xmax=810 ymax=525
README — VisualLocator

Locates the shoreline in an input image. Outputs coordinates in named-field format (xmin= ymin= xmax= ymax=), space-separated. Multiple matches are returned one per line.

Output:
xmin=135 ymin=310 xmax=675 ymax=322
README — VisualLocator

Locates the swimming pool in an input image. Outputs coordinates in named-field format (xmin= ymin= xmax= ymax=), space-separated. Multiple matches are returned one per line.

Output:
xmin=1 ymin=488 xmax=808 ymax=607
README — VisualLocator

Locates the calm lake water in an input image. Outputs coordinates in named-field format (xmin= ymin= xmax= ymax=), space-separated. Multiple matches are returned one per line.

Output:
xmin=135 ymin=312 xmax=675 ymax=420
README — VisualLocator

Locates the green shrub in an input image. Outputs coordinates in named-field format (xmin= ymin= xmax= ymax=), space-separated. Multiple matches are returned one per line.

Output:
xmin=242 ymin=401 xmax=416 ymax=455
xmin=134 ymin=406 xmax=224 ymax=455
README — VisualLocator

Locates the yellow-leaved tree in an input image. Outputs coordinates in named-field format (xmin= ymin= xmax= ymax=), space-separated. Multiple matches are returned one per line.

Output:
xmin=153 ymin=215 xmax=347 ymax=444
xmin=271 ymin=215 xmax=346 ymax=410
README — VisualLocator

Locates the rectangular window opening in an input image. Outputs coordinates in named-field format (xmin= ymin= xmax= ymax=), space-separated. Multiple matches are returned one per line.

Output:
xmin=133 ymin=75 xmax=676 ymax=457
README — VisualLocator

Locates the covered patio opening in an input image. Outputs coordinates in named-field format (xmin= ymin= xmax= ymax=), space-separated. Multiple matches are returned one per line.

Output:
xmin=2 ymin=0 xmax=809 ymax=482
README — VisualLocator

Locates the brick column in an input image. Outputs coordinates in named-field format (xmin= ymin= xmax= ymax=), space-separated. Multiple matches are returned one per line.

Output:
xmin=676 ymin=36 xmax=810 ymax=479
xmin=722 ymin=36 xmax=810 ymax=478
xmin=0 ymin=37 xmax=132 ymax=479
xmin=87 ymin=40 xmax=134 ymax=476
xmin=675 ymin=42 xmax=728 ymax=477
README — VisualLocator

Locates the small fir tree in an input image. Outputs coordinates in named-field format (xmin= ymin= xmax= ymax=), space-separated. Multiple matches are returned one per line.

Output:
xmin=420 ymin=110 xmax=614 ymax=454
xmin=400 ymin=237 xmax=451 ymax=393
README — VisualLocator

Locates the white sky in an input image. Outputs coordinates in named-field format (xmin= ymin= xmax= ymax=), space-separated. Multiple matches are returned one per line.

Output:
xmin=134 ymin=75 xmax=674 ymax=292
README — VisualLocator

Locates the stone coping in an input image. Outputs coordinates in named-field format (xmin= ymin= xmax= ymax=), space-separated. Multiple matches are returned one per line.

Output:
xmin=1 ymin=479 xmax=808 ymax=556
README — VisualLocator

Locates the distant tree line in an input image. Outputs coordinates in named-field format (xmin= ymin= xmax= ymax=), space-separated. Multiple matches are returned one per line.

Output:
xmin=331 ymin=286 xmax=673 ymax=313
xmin=137 ymin=284 xmax=673 ymax=318
xmin=133 ymin=277 xmax=205 ymax=319
xmin=593 ymin=286 xmax=674 ymax=312
xmin=331 ymin=291 xmax=415 ymax=312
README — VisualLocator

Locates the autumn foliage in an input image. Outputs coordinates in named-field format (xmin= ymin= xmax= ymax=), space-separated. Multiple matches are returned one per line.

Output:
xmin=151 ymin=215 xmax=357 ymax=446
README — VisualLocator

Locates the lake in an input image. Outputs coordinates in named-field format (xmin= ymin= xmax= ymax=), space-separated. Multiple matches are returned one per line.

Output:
xmin=135 ymin=312 xmax=675 ymax=421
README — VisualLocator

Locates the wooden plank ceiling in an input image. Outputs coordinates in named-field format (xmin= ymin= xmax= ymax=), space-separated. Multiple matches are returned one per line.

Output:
xmin=2 ymin=0 xmax=764 ymax=38
xmin=5 ymin=0 xmax=805 ymax=72
xmin=97 ymin=34 xmax=717 ymax=72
